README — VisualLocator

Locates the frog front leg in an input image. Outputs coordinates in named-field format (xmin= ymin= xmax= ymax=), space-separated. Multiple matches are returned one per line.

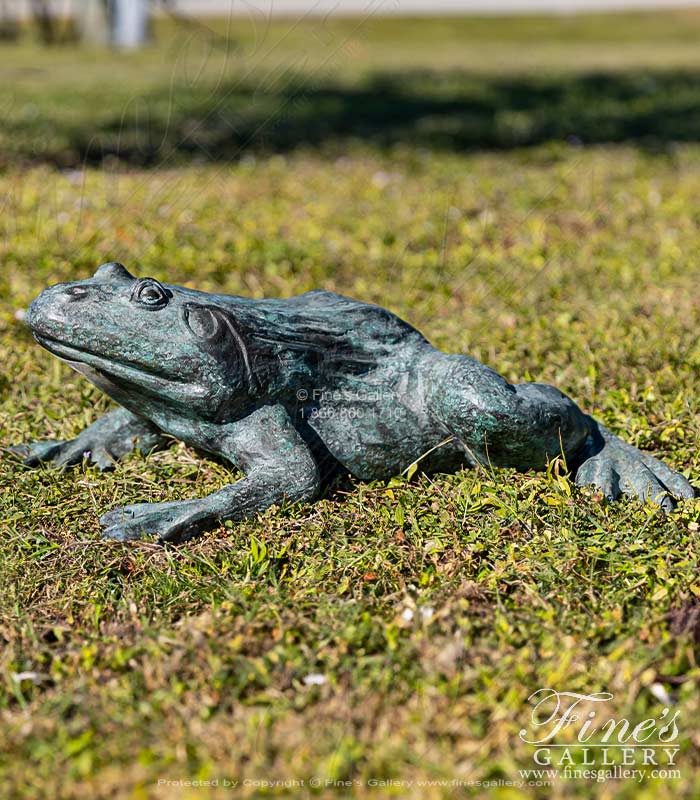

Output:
xmin=10 ymin=407 xmax=167 ymax=471
xmin=100 ymin=405 xmax=320 ymax=544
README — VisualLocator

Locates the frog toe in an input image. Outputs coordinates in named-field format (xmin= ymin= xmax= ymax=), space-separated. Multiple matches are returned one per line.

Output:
xmin=101 ymin=522 xmax=150 ymax=542
xmin=619 ymin=462 xmax=674 ymax=513
xmin=91 ymin=448 xmax=117 ymax=472
xmin=9 ymin=441 xmax=66 ymax=467
xmin=575 ymin=456 xmax=620 ymax=502
xmin=100 ymin=505 xmax=137 ymax=528
xmin=99 ymin=503 xmax=184 ymax=543
xmin=640 ymin=453 xmax=697 ymax=501
xmin=100 ymin=506 xmax=153 ymax=541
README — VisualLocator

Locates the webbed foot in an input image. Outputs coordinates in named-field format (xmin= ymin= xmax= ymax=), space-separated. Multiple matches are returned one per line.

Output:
xmin=9 ymin=440 xmax=117 ymax=471
xmin=575 ymin=427 xmax=695 ymax=512
xmin=100 ymin=500 xmax=201 ymax=543
xmin=9 ymin=408 xmax=166 ymax=473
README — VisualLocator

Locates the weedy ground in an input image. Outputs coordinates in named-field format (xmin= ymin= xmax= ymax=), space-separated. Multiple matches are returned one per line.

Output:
xmin=3 ymin=10 xmax=700 ymax=800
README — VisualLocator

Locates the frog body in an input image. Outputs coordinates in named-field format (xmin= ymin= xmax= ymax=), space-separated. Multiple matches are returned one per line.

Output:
xmin=11 ymin=262 xmax=695 ymax=543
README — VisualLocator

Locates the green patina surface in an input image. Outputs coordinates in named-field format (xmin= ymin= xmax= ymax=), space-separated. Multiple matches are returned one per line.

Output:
xmin=12 ymin=262 xmax=693 ymax=542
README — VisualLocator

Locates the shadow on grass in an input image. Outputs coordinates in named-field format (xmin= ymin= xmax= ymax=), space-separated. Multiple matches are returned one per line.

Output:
xmin=9 ymin=68 xmax=700 ymax=167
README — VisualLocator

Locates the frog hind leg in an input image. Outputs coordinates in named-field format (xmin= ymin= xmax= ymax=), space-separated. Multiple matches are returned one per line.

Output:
xmin=430 ymin=353 xmax=694 ymax=509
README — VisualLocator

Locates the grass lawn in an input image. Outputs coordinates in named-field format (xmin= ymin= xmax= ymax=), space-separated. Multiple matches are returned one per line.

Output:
xmin=3 ymin=10 xmax=700 ymax=799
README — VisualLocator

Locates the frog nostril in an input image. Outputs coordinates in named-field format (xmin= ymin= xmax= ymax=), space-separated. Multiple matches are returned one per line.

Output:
xmin=65 ymin=286 xmax=89 ymax=300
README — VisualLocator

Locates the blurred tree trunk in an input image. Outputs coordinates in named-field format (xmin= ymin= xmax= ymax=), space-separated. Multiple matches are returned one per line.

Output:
xmin=113 ymin=0 xmax=147 ymax=49
xmin=77 ymin=0 xmax=110 ymax=45
xmin=77 ymin=0 xmax=148 ymax=48
xmin=31 ymin=0 xmax=56 ymax=43
xmin=0 ymin=0 xmax=19 ymax=40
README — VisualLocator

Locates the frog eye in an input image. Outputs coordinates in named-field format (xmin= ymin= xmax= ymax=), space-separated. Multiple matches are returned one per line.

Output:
xmin=130 ymin=278 xmax=171 ymax=310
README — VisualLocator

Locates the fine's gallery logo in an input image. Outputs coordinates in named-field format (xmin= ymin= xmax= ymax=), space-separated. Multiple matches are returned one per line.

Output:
xmin=518 ymin=689 xmax=681 ymax=783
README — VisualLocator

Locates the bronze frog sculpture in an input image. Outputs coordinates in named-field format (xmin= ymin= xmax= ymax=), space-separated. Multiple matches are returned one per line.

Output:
xmin=11 ymin=262 xmax=695 ymax=543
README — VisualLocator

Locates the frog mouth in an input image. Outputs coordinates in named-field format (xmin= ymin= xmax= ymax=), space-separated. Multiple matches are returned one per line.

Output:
xmin=33 ymin=334 xmax=200 ymax=397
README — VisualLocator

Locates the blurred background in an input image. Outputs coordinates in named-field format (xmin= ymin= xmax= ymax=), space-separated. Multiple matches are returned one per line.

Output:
xmin=5 ymin=0 xmax=700 ymax=326
xmin=4 ymin=1 xmax=700 ymax=170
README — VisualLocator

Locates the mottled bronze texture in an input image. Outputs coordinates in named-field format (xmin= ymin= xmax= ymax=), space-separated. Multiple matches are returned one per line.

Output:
xmin=11 ymin=263 xmax=695 ymax=542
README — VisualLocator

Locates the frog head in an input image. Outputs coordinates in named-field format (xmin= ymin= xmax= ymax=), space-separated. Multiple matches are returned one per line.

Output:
xmin=26 ymin=262 xmax=259 ymax=421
